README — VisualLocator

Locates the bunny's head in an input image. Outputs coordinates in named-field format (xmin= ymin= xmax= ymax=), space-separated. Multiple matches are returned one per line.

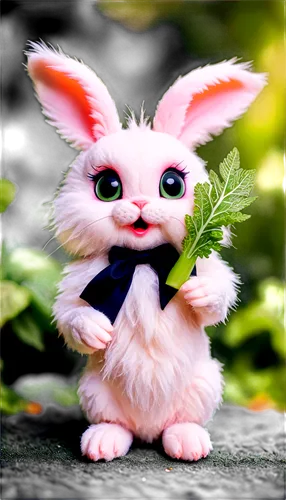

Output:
xmin=27 ymin=43 xmax=266 ymax=256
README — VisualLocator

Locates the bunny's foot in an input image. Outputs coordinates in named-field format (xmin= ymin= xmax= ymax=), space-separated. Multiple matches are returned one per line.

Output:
xmin=81 ymin=423 xmax=133 ymax=462
xmin=162 ymin=422 xmax=212 ymax=461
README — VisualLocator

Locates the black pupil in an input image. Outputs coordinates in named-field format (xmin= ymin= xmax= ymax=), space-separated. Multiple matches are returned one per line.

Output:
xmin=98 ymin=173 xmax=120 ymax=199
xmin=163 ymin=173 xmax=182 ymax=196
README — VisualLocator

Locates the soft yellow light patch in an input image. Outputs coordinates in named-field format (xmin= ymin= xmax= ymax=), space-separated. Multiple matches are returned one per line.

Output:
xmin=263 ymin=283 xmax=285 ymax=309
xmin=256 ymin=149 xmax=284 ymax=192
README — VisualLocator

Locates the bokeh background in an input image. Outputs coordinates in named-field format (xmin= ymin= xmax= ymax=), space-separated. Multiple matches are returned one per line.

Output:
xmin=1 ymin=0 xmax=284 ymax=415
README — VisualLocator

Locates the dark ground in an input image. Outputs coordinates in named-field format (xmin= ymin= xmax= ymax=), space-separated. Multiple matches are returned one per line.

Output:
xmin=1 ymin=404 xmax=285 ymax=499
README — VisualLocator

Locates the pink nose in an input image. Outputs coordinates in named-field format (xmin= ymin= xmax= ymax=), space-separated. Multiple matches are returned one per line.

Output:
xmin=132 ymin=199 xmax=148 ymax=210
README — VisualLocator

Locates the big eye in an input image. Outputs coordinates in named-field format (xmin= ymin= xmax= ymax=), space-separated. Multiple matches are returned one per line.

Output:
xmin=159 ymin=170 xmax=185 ymax=199
xmin=94 ymin=170 xmax=122 ymax=202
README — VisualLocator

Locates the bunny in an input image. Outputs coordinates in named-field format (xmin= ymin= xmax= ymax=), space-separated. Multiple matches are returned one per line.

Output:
xmin=26 ymin=42 xmax=266 ymax=462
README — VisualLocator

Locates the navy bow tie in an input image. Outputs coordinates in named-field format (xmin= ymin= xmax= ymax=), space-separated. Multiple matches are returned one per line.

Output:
xmin=80 ymin=243 xmax=196 ymax=324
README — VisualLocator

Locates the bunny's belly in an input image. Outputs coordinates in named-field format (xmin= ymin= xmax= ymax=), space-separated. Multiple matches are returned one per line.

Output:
xmin=103 ymin=265 xmax=208 ymax=401
xmin=79 ymin=265 xmax=223 ymax=441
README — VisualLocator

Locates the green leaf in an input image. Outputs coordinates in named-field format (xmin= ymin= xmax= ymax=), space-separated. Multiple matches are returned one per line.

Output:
xmin=211 ymin=211 xmax=251 ymax=226
xmin=0 ymin=281 xmax=31 ymax=327
xmin=194 ymin=182 xmax=213 ymax=226
xmin=25 ymin=282 xmax=54 ymax=319
xmin=0 ymin=179 xmax=16 ymax=212
xmin=5 ymin=248 xmax=62 ymax=284
xmin=1 ymin=237 xmax=26 ymax=266
xmin=222 ymin=281 xmax=286 ymax=359
xmin=0 ymin=382 xmax=28 ymax=415
xmin=226 ymin=196 xmax=258 ymax=213
xmin=12 ymin=311 xmax=45 ymax=351
xmin=183 ymin=147 xmax=256 ymax=262
xmin=4 ymin=248 xmax=62 ymax=320
xmin=210 ymin=229 xmax=224 ymax=240
xmin=223 ymin=372 xmax=248 ymax=407
xmin=223 ymin=361 xmax=285 ymax=410
xmin=166 ymin=147 xmax=257 ymax=289
xmin=219 ymin=147 xmax=240 ymax=183
xmin=21 ymin=381 xmax=79 ymax=407
xmin=209 ymin=170 xmax=222 ymax=198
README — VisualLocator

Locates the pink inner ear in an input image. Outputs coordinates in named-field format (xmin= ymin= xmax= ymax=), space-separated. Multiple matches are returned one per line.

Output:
xmin=31 ymin=59 xmax=95 ymax=143
xmin=185 ymin=78 xmax=244 ymax=121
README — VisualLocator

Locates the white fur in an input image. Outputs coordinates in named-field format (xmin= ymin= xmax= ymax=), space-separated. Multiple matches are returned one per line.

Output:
xmin=26 ymin=44 xmax=264 ymax=460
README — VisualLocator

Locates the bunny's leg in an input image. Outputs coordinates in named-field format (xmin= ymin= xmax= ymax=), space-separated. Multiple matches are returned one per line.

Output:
xmin=163 ymin=358 xmax=222 ymax=461
xmin=79 ymin=369 xmax=134 ymax=462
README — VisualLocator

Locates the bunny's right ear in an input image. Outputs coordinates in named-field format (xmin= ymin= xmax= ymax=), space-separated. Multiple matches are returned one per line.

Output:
xmin=26 ymin=42 xmax=121 ymax=150
xmin=153 ymin=60 xmax=266 ymax=149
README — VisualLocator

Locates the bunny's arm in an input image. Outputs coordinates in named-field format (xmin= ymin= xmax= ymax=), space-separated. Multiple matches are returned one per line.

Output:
xmin=53 ymin=258 xmax=113 ymax=354
xmin=181 ymin=252 xmax=240 ymax=327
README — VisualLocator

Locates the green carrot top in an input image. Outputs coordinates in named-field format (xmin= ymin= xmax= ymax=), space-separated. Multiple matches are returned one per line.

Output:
xmin=166 ymin=148 xmax=257 ymax=289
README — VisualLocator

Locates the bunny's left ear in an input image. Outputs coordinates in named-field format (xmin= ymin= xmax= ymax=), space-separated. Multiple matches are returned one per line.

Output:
xmin=153 ymin=60 xmax=266 ymax=149
xmin=26 ymin=42 xmax=121 ymax=150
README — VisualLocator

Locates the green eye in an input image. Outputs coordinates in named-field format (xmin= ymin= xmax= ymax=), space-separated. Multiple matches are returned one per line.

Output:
xmin=94 ymin=170 xmax=122 ymax=201
xmin=160 ymin=170 xmax=185 ymax=199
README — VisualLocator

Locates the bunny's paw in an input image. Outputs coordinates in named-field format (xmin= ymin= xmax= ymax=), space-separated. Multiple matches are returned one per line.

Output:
xmin=180 ymin=276 xmax=227 ymax=323
xmin=70 ymin=308 xmax=113 ymax=353
xmin=181 ymin=276 xmax=224 ymax=311
xmin=81 ymin=423 xmax=133 ymax=462
xmin=162 ymin=422 xmax=212 ymax=461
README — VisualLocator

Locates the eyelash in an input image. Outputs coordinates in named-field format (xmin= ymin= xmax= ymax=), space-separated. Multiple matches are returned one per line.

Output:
xmin=87 ymin=172 xmax=99 ymax=181
xmin=87 ymin=166 xmax=111 ymax=182
xmin=166 ymin=164 xmax=189 ymax=179
xmin=87 ymin=164 xmax=189 ymax=181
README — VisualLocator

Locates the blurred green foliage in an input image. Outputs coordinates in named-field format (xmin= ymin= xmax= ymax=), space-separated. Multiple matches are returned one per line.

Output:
xmin=0 ymin=184 xmax=78 ymax=415
xmin=0 ymin=179 xmax=16 ymax=213
xmin=1 ymin=1 xmax=284 ymax=413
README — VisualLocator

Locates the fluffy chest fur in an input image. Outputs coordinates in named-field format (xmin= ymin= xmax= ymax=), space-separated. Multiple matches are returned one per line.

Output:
xmin=93 ymin=265 xmax=210 ymax=411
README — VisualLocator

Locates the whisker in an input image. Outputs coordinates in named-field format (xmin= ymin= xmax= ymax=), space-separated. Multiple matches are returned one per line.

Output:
xmin=169 ymin=216 xmax=186 ymax=229
xmin=79 ymin=215 xmax=113 ymax=235
xmin=59 ymin=215 xmax=112 ymax=248
xmin=44 ymin=214 xmax=185 ymax=258
xmin=43 ymin=215 xmax=112 ymax=256
xmin=42 ymin=235 xmax=57 ymax=251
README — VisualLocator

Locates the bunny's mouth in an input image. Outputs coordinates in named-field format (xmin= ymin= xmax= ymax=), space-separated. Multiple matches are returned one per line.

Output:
xmin=129 ymin=217 xmax=150 ymax=236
